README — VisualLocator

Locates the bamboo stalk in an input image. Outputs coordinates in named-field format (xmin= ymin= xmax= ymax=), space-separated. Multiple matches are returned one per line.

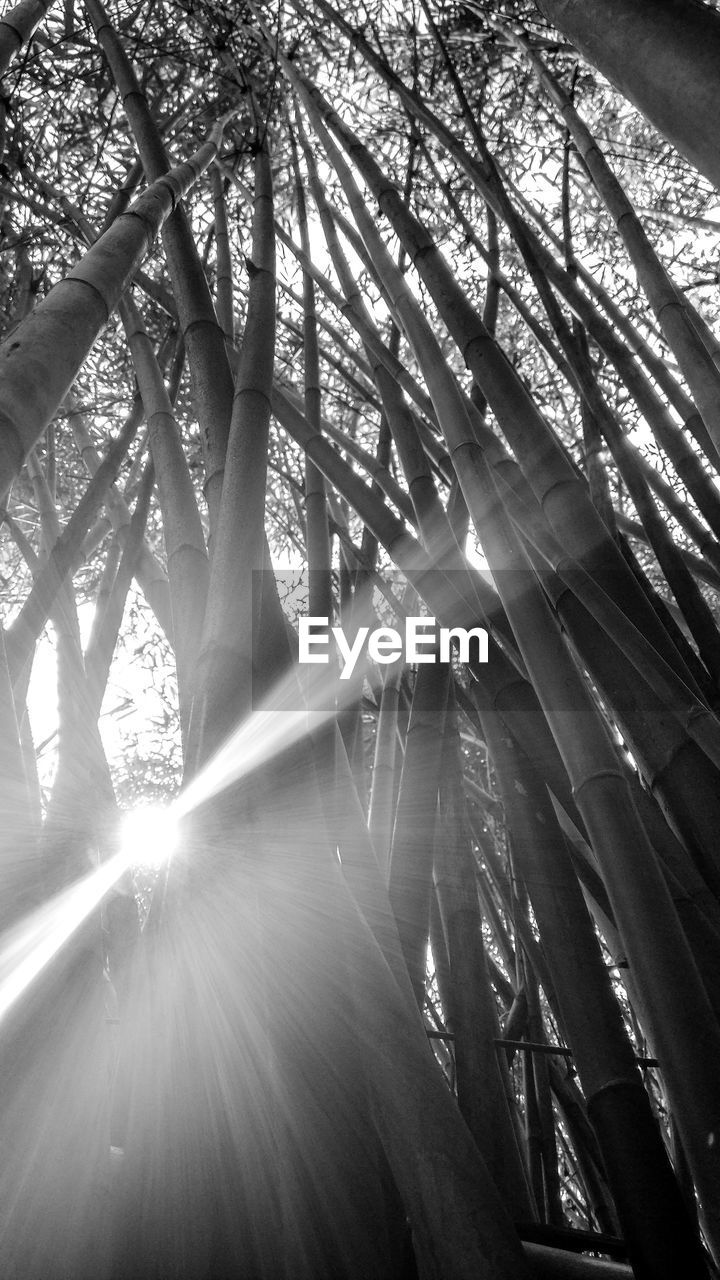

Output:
xmin=368 ymin=661 xmax=402 ymax=872
xmin=0 ymin=623 xmax=41 ymax=929
xmin=304 ymin=2 xmax=720 ymax=479
xmin=503 ymin=20 xmax=720 ymax=458
xmin=434 ymin=687 xmax=536 ymax=1220
xmin=84 ymin=0 xmax=235 ymax=531
xmin=484 ymin=707 xmax=707 ymax=1274
xmin=291 ymin=65 xmax=720 ymax=885
xmin=388 ymin=660 xmax=449 ymax=1006
xmin=0 ymin=0 xmax=55 ymax=77
xmin=5 ymin=408 xmax=143 ymax=684
xmin=299 ymin=137 xmax=463 ymax=573
xmin=83 ymin=534 xmax=121 ymax=705
xmin=84 ymin=462 xmax=155 ymax=720
xmin=534 ymin=0 xmax=720 ymax=195
xmin=189 ymin=139 xmax=277 ymax=767
xmin=273 ymin=387 xmax=590 ymax=840
xmin=119 ymin=294 xmax=208 ymax=738
xmin=66 ymin=393 xmax=174 ymax=644
xmin=295 ymin=180 xmax=333 ymax=621
xmin=0 ymin=120 xmax=230 ymax=503
xmin=210 ymin=164 xmax=235 ymax=351
xmin=466 ymin=451 xmax=720 ymax=1256
xmin=220 ymin=157 xmax=441 ymax=431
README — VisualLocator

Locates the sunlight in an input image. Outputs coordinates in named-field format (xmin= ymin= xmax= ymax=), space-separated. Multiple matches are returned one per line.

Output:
xmin=174 ymin=663 xmax=354 ymax=819
xmin=0 ymin=803 xmax=181 ymax=1027
xmin=0 ymin=656 xmax=362 ymax=1028
xmin=0 ymin=800 xmax=180 ymax=1027
xmin=0 ymin=851 xmax=126 ymax=1025
xmin=118 ymin=802 xmax=181 ymax=871
xmin=0 ymin=564 xmax=493 ymax=1034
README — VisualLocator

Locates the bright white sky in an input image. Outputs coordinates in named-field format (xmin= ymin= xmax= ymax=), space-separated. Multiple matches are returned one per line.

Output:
xmin=26 ymin=595 xmax=177 ymax=794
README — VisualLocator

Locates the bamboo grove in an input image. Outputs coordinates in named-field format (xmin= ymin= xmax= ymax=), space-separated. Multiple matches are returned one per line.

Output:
xmin=1 ymin=0 xmax=720 ymax=1276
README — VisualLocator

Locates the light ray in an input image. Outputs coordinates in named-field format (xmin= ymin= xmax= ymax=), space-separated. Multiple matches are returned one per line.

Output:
xmin=174 ymin=656 xmax=367 ymax=818
xmin=0 ymin=850 xmax=126 ymax=1024
xmin=118 ymin=802 xmax=181 ymax=870
xmin=0 ymin=653 xmax=370 ymax=1026
xmin=0 ymin=566 xmax=487 ymax=1028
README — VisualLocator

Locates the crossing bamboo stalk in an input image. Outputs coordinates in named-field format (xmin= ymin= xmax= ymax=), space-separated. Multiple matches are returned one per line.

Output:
xmin=219 ymin=157 xmax=441 ymax=432
xmin=276 ymin=384 xmax=414 ymax=524
xmin=534 ymin=0 xmax=720 ymax=194
xmin=504 ymin=20 xmax=720 ymax=459
xmin=289 ymin=65 xmax=720 ymax=888
xmin=286 ymin=61 xmax=693 ymax=671
xmin=84 ymin=0 xmax=235 ymax=531
xmin=85 ymin=462 xmax=155 ymax=720
xmin=66 ymin=393 xmax=174 ymax=644
xmin=302 ymin=1 xmax=720 ymax=481
xmin=483 ymin=708 xmax=709 ymax=1276
xmin=467 ymin=450 xmax=720 ymax=1254
xmin=272 ymin=386 xmax=589 ymax=839
xmin=0 ymin=120 xmax=230 ymax=504
xmin=5 ymin=407 xmax=144 ymax=684
xmin=119 ymin=294 xmax=208 ymax=738
xmin=297 ymin=134 xmax=462 ymax=572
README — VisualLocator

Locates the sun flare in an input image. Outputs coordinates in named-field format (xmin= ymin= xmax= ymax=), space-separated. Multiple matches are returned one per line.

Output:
xmin=118 ymin=803 xmax=181 ymax=871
